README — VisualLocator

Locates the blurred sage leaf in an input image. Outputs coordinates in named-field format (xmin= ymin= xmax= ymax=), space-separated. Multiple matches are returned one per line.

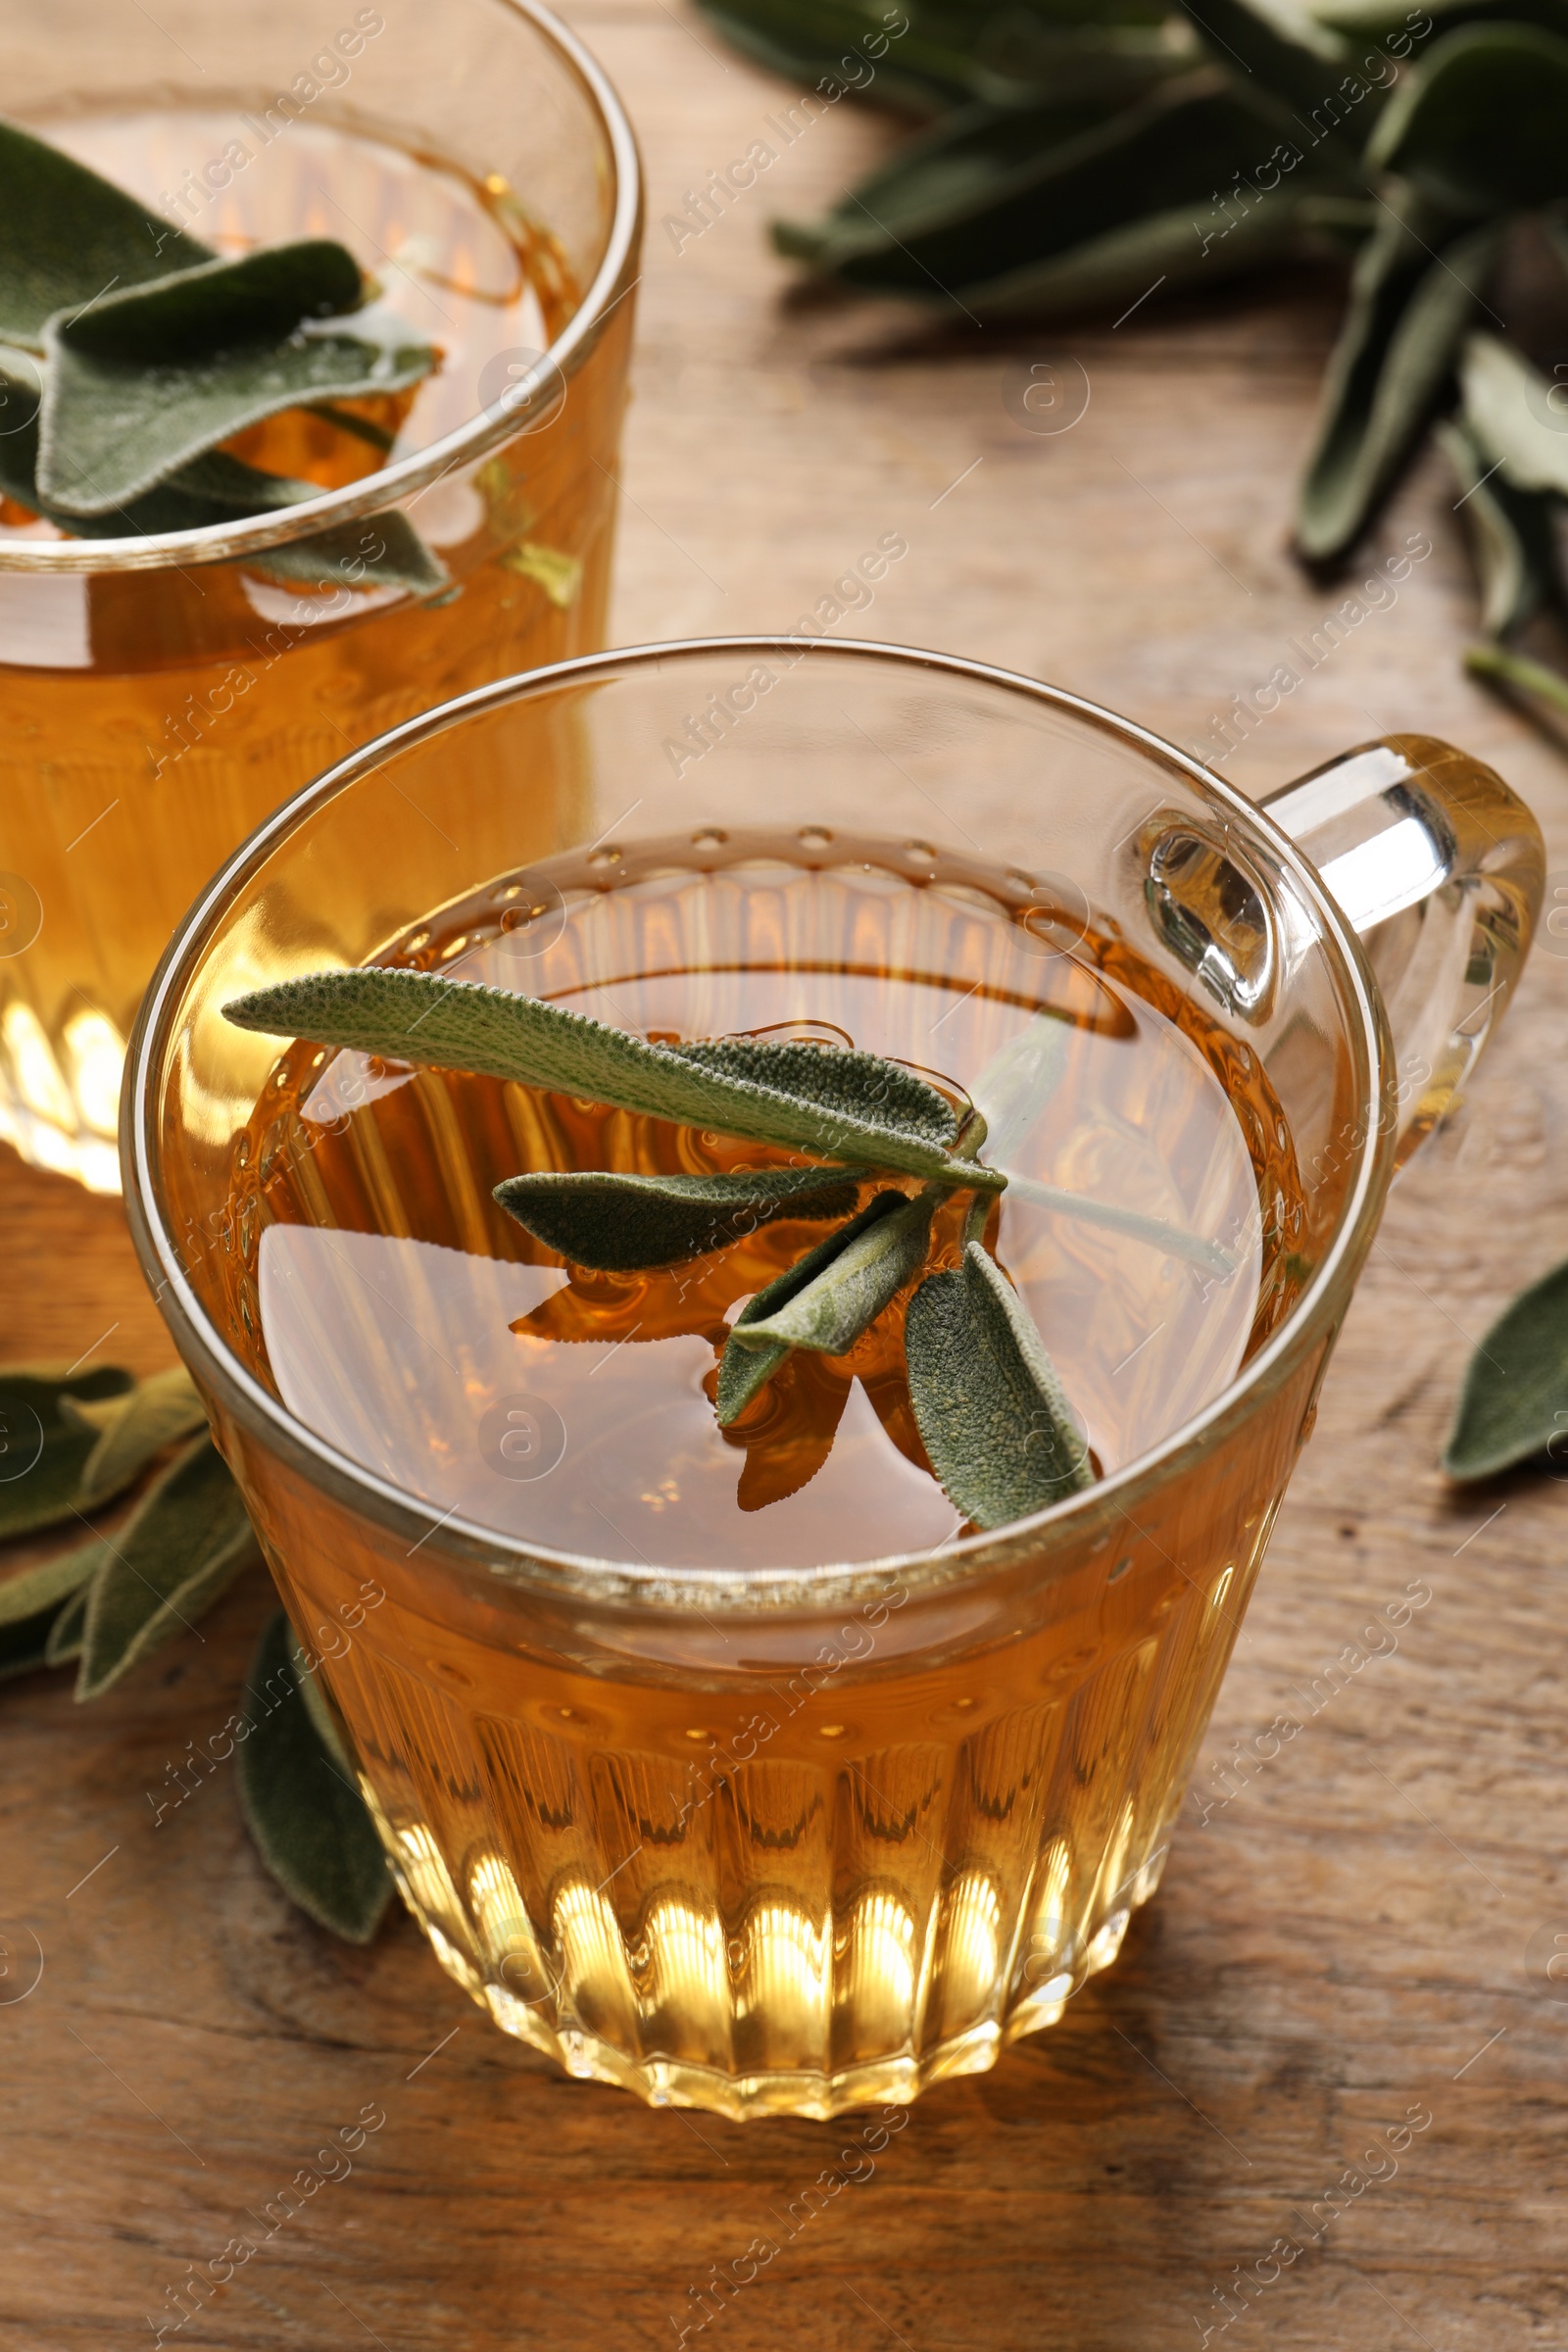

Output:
xmin=1295 ymin=191 xmax=1502 ymax=562
xmin=0 ymin=1362 xmax=134 ymax=1541
xmin=1368 ymin=24 xmax=1568 ymax=211
xmin=44 ymin=1578 xmax=92 ymax=1667
xmin=1459 ymin=328 xmax=1568 ymax=498
xmin=0 ymin=1534 xmax=106 ymax=1630
xmin=238 ymin=1608 xmax=392 ymax=1943
xmin=286 ymin=1623 xmax=357 ymax=1774
xmin=496 ymin=1163 xmax=865 ymax=1269
xmin=223 ymin=969 xmax=1000 ymax=1190
xmin=1444 ymin=1256 xmax=1568 ymax=1478
xmin=716 ymin=1191 xmax=916 ymax=1420
xmin=0 ymin=1599 xmax=79 ymax=1684
xmin=71 ymin=1364 xmax=209 ymax=1509
xmin=76 ymin=1435 xmax=260 ymax=1701
xmin=1174 ymin=0 xmax=1364 ymax=129
xmin=1437 ymin=416 xmax=1559 ymax=636
xmin=39 ymin=239 xmax=433 ymax=514
xmin=0 ymin=116 xmax=213 ymax=347
xmin=905 ymin=1239 xmax=1094 ymax=1526
xmin=1465 ymin=639 xmax=1568 ymax=713
xmin=775 ymin=72 xmax=1360 ymax=317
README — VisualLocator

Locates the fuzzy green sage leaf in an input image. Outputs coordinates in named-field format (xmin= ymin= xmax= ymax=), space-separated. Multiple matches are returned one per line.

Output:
xmin=238 ymin=1608 xmax=392 ymax=1943
xmin=76 ymin=1434 xmax=259 ymax=1700
xmin=716 ymin=1191 xmax=928 ymax=1422
xmin=905 ymin=1239 xmax=1093 ymax=1527
xmin=0 ymin=117 xmax=213 ymax=347
xmin=70 ymin=1363 xmax=209 ymax=1509
xmin=1459 ymin=329 xmax=1568 ymax=500
xmin=0 ymin=1362 xmax=134 ymax=1541
xmin=39 ymin=240 xmax=432 ymax=515
xmin=223 ymin=968 xmax=1002 ymax=1190
xmin=496 ymin=1164 xmax=865 ymax=1270
xmin=1443 ymin=1254 xmax=1568 ymax=1479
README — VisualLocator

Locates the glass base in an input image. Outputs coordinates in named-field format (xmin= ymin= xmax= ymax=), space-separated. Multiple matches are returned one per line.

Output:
xmin=393 ymin=1838 xmax=1172 ymax=2122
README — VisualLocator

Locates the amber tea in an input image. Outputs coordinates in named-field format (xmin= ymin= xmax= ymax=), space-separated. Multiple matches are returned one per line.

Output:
xmin=0 ymin=92 xmax=635 ymax=1188
xmin=216 ymin=829 xmax=1306 ymax=2114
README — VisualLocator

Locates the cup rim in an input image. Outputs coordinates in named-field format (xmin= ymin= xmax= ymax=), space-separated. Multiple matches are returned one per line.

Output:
xmin=122 ymin=636 xmax=1395 ymax=1611
xmin=0 ymin=0 xmax=642 ymax=575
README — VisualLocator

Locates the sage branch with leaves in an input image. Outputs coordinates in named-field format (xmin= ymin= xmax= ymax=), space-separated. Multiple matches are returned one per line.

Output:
xmin=0 ymin=116 xmax=442 ymax=588
xmin=224 ymin=968 xmax=1132 ymax=1530
xmin=700 ymin=0 xmax=1568 ymax=710
xmin=0 ymin=1360 xmax=389 ymax=1941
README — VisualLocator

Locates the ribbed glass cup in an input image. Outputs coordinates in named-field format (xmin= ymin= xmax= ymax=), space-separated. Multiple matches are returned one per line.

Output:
xmin=0 ymin=0 xmax=640 ymax=1190
xmin=122 ymin=640 xmax=1540 ymax=2118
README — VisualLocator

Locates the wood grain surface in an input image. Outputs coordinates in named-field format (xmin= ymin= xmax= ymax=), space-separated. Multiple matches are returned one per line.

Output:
xmin=6 ymin=6 xmax=1568 ymax=2345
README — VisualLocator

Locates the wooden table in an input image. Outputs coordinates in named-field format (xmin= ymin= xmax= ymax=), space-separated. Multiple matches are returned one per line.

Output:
xmin=7 ymin=8 xmax=1568 ymax=2344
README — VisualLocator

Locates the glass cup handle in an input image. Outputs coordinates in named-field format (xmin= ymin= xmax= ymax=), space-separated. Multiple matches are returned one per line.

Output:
xmin=1260 ymin=733 xmax=1544 ymax=1167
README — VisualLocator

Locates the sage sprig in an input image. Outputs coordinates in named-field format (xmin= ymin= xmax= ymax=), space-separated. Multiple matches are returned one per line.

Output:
xmin=0 ymin=117 xmax=441 ymax=590
xmin=222 ymin=967 xmax=1155 ymax=1530
xmin=1444 ymin=1257 xmax=1568 ymax=1479
xmin=703 ymin=0 xmax=1568 ymax=701
xmin=0 ymin=1356 xmax=386 ymax=1943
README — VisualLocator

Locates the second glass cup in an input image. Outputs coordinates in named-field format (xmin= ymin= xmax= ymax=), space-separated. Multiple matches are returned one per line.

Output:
xmin=123 ymin=640 xmax=1541 ymax=2119
xmin=0 ymin=0 xmax=640 ymax=1190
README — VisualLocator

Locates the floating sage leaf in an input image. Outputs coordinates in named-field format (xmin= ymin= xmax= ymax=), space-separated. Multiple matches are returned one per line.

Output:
xmin=1437 ymin=417 xmax=1558 ymax=637
xmin=0 ymin=1533 xmax=106 ymax=1630
xmin=71 ymin=1364 xmax=209 ymax=1509
xmin=1459 ymin=329 xmax=1568 ymax=500
xmin=238 ymin=1607 xmax=392 ymax=1943
xmin=1368 ymin=24 xmax=1568 ymax=211
xmin=496 ymin=1164 xmax=865 ymax=1270
xmin=76 ymin=1435 xmax=260 ymax=1700
xmin=0 ymin=117 xmax=213 ymax=347
xmin=0 ymin=1362 xmax=134 ymax=1541
xmin=1443 ymin=1255 xmax=1568 ymax=1479
xmin=223 ymin=969 xmax=1002 ymax=1190
xmin=39 ymin=240 xmax=433 ymax=514
xmin=905 ymin=1240 xmax=1093 ymax=1527
xmin=731 ymin=1187 xmax=933 ymax=1352
xmin=1295 ymin=191 xmax=1502 ymax=563
xmin=0 ymin=356 xmax=441 ymax=589
xmin=716 ymin=1192 xmax=915 ymax=1422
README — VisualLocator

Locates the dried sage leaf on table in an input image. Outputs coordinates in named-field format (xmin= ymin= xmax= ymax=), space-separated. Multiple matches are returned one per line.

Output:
xmin=76 ymin=1434 xmax=260 ymax=1700
xmin=39 ymin=241 xmax=432 ymax=514
xmin=1295 ymin=191 xmax=1502 ymax=563
xmin=497 ymin=1164 xmax=865 ymax=1269
xmin=1437 ymin=418 xmax=1559 ymax=637
xmin=905 ymin=1241 xmax=1093 ymax=1526
xmin=1444 ymin=1256 xmax=1568 ymax=1478
xmin=0 ymin=1600 xmax=78 ymax=1685
xmin=0 ymin=1362 xmax=133 ymax=1541
xmin=0 ymin=117 xmax=213 ymax=345
xmin=238 ymin=1609 xmax=391 ymax=1942
xmin=224 ymin=969 xmax=998 ymax=1188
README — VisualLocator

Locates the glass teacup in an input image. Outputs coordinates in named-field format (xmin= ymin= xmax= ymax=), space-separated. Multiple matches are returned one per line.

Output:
xmin=122 ymin=640 xmax=1542 ymax=2119
xmin=0 ymin=0 xmax=640 ymax=1190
